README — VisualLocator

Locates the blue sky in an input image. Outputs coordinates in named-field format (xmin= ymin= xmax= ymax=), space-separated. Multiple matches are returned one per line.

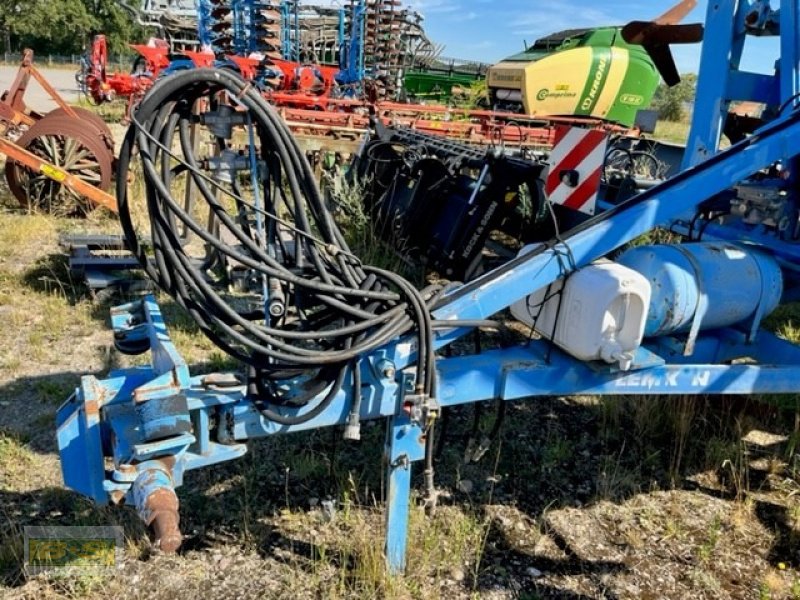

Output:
xmin=407 ymin=0 xmax=781 ymax=75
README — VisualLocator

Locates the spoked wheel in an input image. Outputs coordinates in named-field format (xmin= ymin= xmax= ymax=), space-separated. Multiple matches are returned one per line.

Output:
xmin=46 ymin=106 xmax=114 ymax=140
xmin=5 ymin=113 xmax=114 ymax=216
xmin=627 ymin=150 xmax=662 ymax=180
xmin=602 ymin=147 xmax=632 ymax=183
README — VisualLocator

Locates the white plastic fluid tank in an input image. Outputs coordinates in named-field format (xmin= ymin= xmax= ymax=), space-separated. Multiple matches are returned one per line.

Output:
xmin=510 ymin=249 xmax=652 ymax=370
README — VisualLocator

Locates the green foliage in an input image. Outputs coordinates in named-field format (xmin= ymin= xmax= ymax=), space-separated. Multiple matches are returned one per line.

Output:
xmin=652 ymin=73 xmax=698 ymax=122
xmin=0 ymin=0 xmax=150 ymax=56
xmin=90 ymin=0 xmax=151 ymax=55
xmin=450 ymin=78 xmax=489 ymax=110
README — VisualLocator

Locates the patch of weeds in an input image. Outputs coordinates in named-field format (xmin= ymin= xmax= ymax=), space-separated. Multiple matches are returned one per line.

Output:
xmin=26 ymin=331 xmax=48 ymax=362
xmin=599 ymin=396 xmax=625 ymax=441
xmin=33 ymin=378 xmax=78 ymax=404
xmin=0 ymin=431 xmax=36 ymax=486
xmin=688 ymin=567 xmax=722 ymax=594
xmin=336 ymin=508 xmax=391 ymax=597
xmin=731 ymin=497 xmax=756 ymax=532
xmin=788 ymin=504 xmax=800 ymax=536
xmin=237 ymin=456 xmax=269 ymax=550
xmin=32 ymin=413 xmax=55 ymax=429
xmin=156 ymin=298 xmax=219 ymax=364
xmin=408 ymin=504 xmax=485 ymax=580
xmin=763 ymin=302 xmax=800 ymax=344
xmin=169 ymin=328 xmax=218 ymax=364
xmin=596 ymin=442 xmax=639 ymax=500
xmin=205 ymin=351 xmax=240 ymax=373
xmin=158 ymin=298 xmax=204 ymax=335
xmin=0 ymin=272 xmax=96 ymax=372
xmin=721 ymin=441 xmax=750 ymax=502
xmin=0 ymin=355 xmax=21 ymax=373
xmin=664 ymin=517 xmax=686 ymax=541
xmin=78 ymin=97 xmax=129 ymax=125
xmin=274 ymin=502 xmax=390 ymax=598
xmin=541 ymin=435 xmax=572 ymax=471
xmin=296 ymin=500 xmax=485 ymax=599
xmin=760 ymin=569 xmax=790 ymax=600
xmin=705 ymin=436 xmax=740 ymax=471
xmin=328 ymin=174 xmax=421 ymax=284
xmin=697 ymin=513 xmax=722 ymax=563
xmin=0 ymin=214 xmax=59 ymax=265
xmin=0 ymin=518 xmax=24 ymax=586
xmin=760 ymin=581 xmax=773 ymax=600
xmin=599 ymin=396 xmax=670 ymax=456
xmin=289 ymin=447 xmax=333 ymax=482
xmin=654 ymin=119 xmax=691 ymax=144
xmin=627 ymin=396 xmax=660 ymax=441
xmin=37 ymin=572 xmax=110 ymax=598
xmin=22 ymin=253 xmax=87 ymax=304
xmin=668 ymin=395 xmax=697 ymax=483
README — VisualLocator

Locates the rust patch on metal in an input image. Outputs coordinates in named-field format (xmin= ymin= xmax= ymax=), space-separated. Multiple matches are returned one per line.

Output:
xmin=133 ymin=382 xmax=181 ymax=404
xmin=145 ymin=488 xmax=182 ymax=553
xmin=84 ymin=398 xmax=99 ymax=418
xmin=201 ymin=373 xmax=241 ymax=388
xmin=156 ymin=456 xmax=177 ymax=471
xmin=118 ymin=463 xmax=136 ymax=475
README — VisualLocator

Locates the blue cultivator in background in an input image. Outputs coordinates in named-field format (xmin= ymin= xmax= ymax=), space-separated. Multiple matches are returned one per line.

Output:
xmin=57 ymin=0 xmax=800 ymax=572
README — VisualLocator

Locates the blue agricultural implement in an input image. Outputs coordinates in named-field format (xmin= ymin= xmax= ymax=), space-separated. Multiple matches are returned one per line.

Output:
xmin=55 ymin=0 xmax=800 ymax=573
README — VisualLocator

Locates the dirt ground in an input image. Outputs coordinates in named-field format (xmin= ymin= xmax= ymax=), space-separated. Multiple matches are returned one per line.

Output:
xmin=1 ymin=197 xmax=800 ymax=598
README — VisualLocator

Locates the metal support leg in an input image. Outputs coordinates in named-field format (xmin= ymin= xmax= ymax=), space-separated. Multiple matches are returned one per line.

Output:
xmin=384 ymin=412 xmax=425 ymax=574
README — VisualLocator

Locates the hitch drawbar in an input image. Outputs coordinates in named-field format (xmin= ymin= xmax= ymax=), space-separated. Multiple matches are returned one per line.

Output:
xmin=56 ymin=297 xmax=247 ymax=551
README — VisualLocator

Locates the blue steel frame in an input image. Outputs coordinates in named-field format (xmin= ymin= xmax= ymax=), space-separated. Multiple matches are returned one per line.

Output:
xmin=335 ymin=0 xmax=366 ymax=87
xmin=280 ymin=1 xmax=295 ymax=61
xmin=56 ymin=0 xmax=800 ymax=574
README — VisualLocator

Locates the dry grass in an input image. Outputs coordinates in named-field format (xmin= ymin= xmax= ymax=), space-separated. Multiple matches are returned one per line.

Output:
xmin=654 ymin=119 xmax=691 ymax=145
xmin=75 ymin=98 xmax=129 ymax=126
xmin=0 ymin=432 xmax=37 ymax=487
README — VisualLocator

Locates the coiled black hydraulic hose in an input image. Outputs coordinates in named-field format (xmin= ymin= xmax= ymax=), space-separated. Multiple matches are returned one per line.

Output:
xmin=115 ymin=68 xmax=438 ymax=426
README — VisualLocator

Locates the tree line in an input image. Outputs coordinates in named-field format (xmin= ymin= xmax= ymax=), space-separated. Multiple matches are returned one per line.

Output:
xmin=0 ymin=0 xmax=149 ymax=58
xmin=652 ymin=73 xmax=698 ymax=122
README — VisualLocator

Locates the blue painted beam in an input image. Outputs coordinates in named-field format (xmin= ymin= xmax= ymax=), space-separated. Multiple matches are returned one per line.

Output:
xmin=436 ymin=337 xmax=800 ymax=405
xmin=683 ymin=0 xmax=739 ymax=168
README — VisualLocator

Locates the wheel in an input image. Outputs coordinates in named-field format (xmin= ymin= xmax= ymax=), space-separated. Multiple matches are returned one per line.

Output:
xmin=602 ymin=147 xmax=632 ymax=182
xmin=113 ymin=333 xmax=151 ymax=355
xmin=45 ymin=106 xmax=114 ymax=141
xmin=5 ymin=113 xmax=114 ymax=216
xmin=628 ymin=151 xmax=662 ymax=180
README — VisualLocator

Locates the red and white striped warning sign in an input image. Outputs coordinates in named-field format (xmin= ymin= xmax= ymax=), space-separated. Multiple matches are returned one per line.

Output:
xmin=545 ymin=126 xmax=608 ymax=215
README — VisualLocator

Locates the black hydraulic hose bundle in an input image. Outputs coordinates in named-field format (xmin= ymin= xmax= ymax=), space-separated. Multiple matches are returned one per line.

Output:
xmin=115 ymin=68 xmax=437 ymax=426
xmin=114 ymin=68 xmax=508 ymax=506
